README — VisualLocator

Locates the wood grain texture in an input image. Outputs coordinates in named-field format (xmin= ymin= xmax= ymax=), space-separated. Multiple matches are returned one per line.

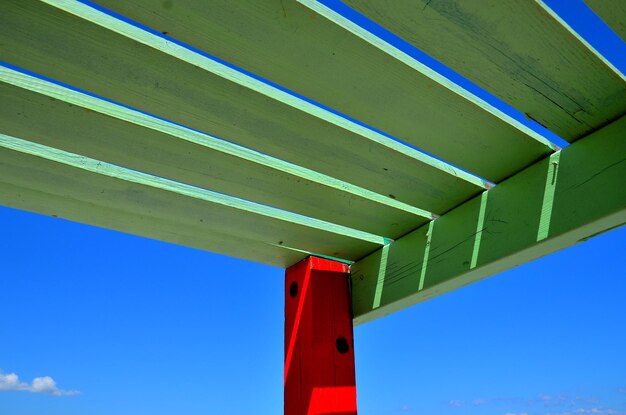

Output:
xmin=0 ymin=180 xmax=306 ymax=267
xmin=585 ymin=0 xmax=626 ymax=41
xmin=0 ymin=0 xmax=488 ymax=214
xmin=0 ymin=75 xmax=431 ymax=237
xmin=55 ymin=0 xmax=551 ymax=183
xmin=344 ymin=0 xmax=626 ymax=142
xmin=536 ymin=0 xmax=625 ymax=83
xmin=350 ymin=116 xmax=626 ymax=325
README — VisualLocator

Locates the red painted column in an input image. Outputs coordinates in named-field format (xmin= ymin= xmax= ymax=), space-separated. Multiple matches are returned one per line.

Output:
xmin=284 ymin=256 xmax=357 ymax=415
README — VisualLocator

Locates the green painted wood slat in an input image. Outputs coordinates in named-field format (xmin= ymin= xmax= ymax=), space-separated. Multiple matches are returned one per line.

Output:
xmin=341 ymin=0 xmax=626 ymax=142
xmin=0 ymin=180 xmax=308 ymax=268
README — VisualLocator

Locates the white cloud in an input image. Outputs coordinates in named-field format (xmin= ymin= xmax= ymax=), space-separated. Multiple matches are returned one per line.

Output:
xmin=0 ymin=373 xmax=23 ymax=391
xmin=0 ymin=371 xmax=79 ymax=396
xmin=503 ymin=412 xmax=528 ymax=415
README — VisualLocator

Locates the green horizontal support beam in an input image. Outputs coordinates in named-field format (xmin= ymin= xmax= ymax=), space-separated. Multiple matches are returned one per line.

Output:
xmin=351 ymin=115 xmax=626 ymax=325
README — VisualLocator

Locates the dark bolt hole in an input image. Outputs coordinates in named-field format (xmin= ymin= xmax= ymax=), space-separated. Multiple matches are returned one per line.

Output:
xmin=289 ymin=281 xmax=298 ymax=298
xmin=336 ymin=336 xmax=349 ymax=354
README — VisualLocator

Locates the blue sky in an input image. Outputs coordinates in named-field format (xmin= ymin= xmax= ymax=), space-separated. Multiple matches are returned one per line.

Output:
xmin=1 ymin=207 xmax=625 ymax=415
xmin=1 ymin=0 xmax=625 ymax=414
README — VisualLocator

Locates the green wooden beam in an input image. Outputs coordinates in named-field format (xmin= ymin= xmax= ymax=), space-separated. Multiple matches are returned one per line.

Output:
xmin=338 ymin=0 xmax=626 ymax=142
xmin=0 ymin=0 xmax=488 ymax=214
xmin=350 ymin=116 xmax=626 ymax=325
xmin=0 ymin=67 xmax=434 ymax=237
xmin=0 ymin=132 xmax=387 ymax=264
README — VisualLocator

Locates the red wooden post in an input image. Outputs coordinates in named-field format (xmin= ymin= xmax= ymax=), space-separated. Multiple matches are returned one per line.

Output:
xmin=285 ymin=256 xmax=358 ymax=415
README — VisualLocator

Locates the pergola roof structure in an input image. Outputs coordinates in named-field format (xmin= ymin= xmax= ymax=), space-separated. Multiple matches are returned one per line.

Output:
xmin=0 ymin=0 xmax=624 ymax=328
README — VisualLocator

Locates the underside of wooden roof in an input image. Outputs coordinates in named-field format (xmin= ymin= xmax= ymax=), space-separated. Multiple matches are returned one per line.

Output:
xmin=0 ymin=0 xmax=624 ymax=322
